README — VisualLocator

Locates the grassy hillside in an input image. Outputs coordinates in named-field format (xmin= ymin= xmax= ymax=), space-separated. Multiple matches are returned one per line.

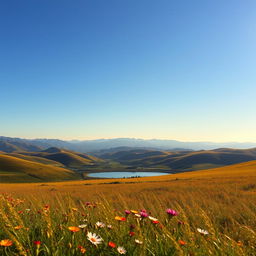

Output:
xmin=23 ymin=148 xmax=104 ymax=169
xmin=0 ymin=154 xmax=79 ymax=182
xmin=8 ymin=153 xmax=65 ymax=167
xmin=99 ymin=148 xmax=256 ymax=171
xmin=0 ymin=140 xmax=42 ymax=153
xmin=0 ymin=161 xmax=255 ymax=255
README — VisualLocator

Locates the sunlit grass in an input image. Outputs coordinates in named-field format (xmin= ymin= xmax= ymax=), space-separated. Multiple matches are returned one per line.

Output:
xmin=0 ymin=161 xmax=255 ymax=255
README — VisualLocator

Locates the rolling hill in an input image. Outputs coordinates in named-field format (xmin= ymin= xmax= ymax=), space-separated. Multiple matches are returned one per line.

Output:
xmin=22 ymin=147 xmax=104 ymax=169
xmin=1 ymin=143 xmax=256 ymax=183
xmin=0 ymin=139 xmax=42 ymax=152
xmin=0 ymin=154 xmax=79 ymax=182
xmin=97 ymin=148 xmax=256 ymax=172
xmin=7 ymin=153 xmax=65 ymax=167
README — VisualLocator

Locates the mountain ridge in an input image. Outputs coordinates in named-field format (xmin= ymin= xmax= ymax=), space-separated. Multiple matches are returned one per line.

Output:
xmin=1 ymin=136 xmax=256 ymax=153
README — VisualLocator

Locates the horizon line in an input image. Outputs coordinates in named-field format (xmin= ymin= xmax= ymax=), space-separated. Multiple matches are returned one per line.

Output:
xmin=1 ymin=135 xmax=256 ymax=144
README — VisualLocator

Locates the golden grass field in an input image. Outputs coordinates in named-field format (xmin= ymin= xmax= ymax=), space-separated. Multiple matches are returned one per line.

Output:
xmin=0 ymin=161 xmax=255 ymax=255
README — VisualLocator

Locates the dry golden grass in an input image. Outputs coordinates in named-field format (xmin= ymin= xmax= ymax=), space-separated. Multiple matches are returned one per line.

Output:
xmin=0 ymin=161 xmax=255 ymax=255
xmin=0 ymin=154 xmax=77 ymax=182
xmin=1 ymin=159 xmax=255 ymax=194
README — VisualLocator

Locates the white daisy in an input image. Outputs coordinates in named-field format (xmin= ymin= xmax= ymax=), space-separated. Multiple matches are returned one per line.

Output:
xmin=107 ymin=224 xmax=113 ymax=229
xmin=117 ymin=246 xmax=126 ymax=254
xmin=197 ymin=228 xmax=209 ymax=235
xmin=78 ymin=224 xmax=87 ymax=229
xmin=148 ymin=216 xmax=158 ymax=222
xmin=87 ymin=232 xmax=103 ymax=246
xmin=95 ymin=221 xmax=105 ymax=228
xmin=135 ymin=239 xmax=143 ymax=244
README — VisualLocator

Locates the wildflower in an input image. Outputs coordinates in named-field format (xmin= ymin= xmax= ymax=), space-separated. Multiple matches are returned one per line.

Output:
xmin=115 ymin=216 xmax=126 ymax=221
xmin=0 ymin=239 xmax=13 ymax=247
xmin=129 ymin=231 xmax=135 ymax=237
xmin=166 ymin=209 xmax=178 ymax=216
xmin=197 ymin=228 xmax=209 ymax=235
xmin=95 ymin=221 xmax=105 ymax=228
xmin=108 ymin=241 xmax=116 ymax=248
xmin=14 ymin=225 xmax=23 ymax=230
xmin=135 ymin=239 xmax=143 ymax=244
xmin=72 ymin=208 xmax=78 ymax=212
xmin=78 ymin=245 xmax=86 ymax=253
xmin=107 ymin=225 xmax=113 ymax=229
xmin=140 ymin=211 xmax=149 ymax=218
xmin=178 ymin=240 xmax=186 ymax=245
xmin=125 ymin=210 xmax=131 ymax=215
xmin=148 ymin=216 xmax=158 ymax=222
xmin=44 ymin=205 xmax=50 ymax=211
xmin=78 ymin=224 xmax=87 ymax=229
xmin=134 ymin=214 xmax=141 ymax=218
xmin=131 ymin=210 xmax=138 ymax=214
xmin=33 ymin=241 xmax=41 ymax=246
xmin=152 ymin=220 xmax=160 ymax=224
xmin=117 ymin=246 xmax=126 ymax=254
xmin=87 ymin=232 xmax=103 ymax=246
xmin=68 ymin=226 xmax=80 ymax=232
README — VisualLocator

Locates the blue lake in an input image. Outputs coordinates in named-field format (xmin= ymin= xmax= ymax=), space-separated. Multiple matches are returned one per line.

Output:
xmin=87 ymin=172 xmax=169 ymax=178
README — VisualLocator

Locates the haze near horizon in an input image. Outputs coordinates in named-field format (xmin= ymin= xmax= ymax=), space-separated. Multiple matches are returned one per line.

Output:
xmin=1 ymin=0 xmax=255 ymax=142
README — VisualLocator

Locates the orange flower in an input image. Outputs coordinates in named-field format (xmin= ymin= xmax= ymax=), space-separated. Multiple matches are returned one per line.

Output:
xmin=131 ymin=210 xmax=138 ymax=214
xmin=72 ymin=208 xmax=78 ymax=212
xmin=0 ymin=239 xmax=13 ymax=247
xmin=178 ymin=240 xmax=186 ymax=246
xmin=14 ymin=225 xmax=23 ymax=230
xmin=115 ymin=216 xmax=126 ymax=221
xmin=68 ymin=226 xmax=80 ymax=232
xmin=237 ymin=241 xmax=243 ymax=247
xmin=108 ymin=241 xmax=116 ymax=248
xmin=78 ymin=245 xmax=86 ymax=253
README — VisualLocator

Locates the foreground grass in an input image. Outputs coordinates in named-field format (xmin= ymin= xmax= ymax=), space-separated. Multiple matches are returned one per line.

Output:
xmin=0 ymin=161 xmax=255 ymax=255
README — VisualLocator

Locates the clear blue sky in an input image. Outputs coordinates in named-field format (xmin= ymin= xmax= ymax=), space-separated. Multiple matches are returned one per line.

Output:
xmin=0 ymin=0 xmax=255 ymax=142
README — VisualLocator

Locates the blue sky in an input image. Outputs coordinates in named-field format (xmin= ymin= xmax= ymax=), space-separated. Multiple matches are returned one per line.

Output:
xmin=0 ymin=0 xmax=256 ymax=142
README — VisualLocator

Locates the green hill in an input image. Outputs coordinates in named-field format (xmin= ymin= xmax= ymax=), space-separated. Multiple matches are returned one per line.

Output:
xmin=0 ymin=154 xmax=79 ymax=182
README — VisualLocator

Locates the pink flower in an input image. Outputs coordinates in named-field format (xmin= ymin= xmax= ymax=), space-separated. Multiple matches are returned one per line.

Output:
xmin=125 ymin=210 xmax=131 ymax=215
xmin=166 ymin=209 xmax=178 ymax=216
xmin=140 ymin=211 xmax=149 ymax=218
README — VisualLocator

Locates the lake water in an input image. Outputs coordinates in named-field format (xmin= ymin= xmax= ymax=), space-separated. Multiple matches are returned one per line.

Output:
xmin=87 ymin=172 xmax=169 ymax=179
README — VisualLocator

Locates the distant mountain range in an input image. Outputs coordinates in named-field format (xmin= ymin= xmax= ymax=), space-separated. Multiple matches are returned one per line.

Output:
xmin=1 ymin=135 xmax=256 ymax=183
xmin=1 ymin=136 xmax=256 ymax=153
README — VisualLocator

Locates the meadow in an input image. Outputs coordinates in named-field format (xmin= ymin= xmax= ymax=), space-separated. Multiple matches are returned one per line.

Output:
xmin=0 ymin=161 xmax=255 ymax=255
